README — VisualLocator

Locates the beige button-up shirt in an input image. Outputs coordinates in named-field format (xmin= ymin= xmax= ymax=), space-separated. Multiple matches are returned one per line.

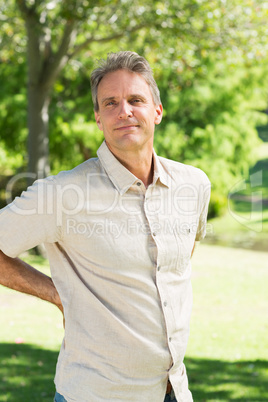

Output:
xmin=0 ymin=141 xmax=210 ymax=402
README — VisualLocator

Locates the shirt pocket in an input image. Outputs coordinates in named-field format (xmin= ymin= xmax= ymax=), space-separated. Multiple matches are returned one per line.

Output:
xmin=173 ymin=215 xmax=198 ymax=274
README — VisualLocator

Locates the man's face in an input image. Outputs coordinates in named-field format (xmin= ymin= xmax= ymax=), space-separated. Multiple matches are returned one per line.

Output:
xmin=94 ymin=69 xmax=163 ymax=155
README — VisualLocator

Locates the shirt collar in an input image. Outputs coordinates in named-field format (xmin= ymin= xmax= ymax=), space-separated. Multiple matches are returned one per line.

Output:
xmin=152 ymin=149 xmax=170 ymax=189
xmin=97 ymin=141 xmax=170 ymax=195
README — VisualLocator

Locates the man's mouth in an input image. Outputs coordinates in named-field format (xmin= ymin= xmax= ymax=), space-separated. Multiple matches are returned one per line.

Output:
xmin=115 ymin=124 xmax=139 ymax=131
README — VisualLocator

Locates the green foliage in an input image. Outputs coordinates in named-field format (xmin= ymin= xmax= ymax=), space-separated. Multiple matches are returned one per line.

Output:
xmin=0 ymin=0 xmax=27 ymax=169
xmin=154 ymin=63 xmax=267 ymax=215
xmin=1 ymin=0 xmax=268 ymax=216
xmin=50 ymin=116 xmax=103 ymax=172
xmin=48 ymin=60 xmax=104 ymax=172
xmin=0 ymin=144 xmax=24 ymax=175
xmin=0 ymin=55 xmax=27 ymax=171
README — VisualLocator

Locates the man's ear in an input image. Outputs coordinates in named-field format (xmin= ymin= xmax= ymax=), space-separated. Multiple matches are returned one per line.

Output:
xmin=94 ymin=111 xmax=103 ymax=131
xmin=154 ymin=104 xmax=163 ymax=125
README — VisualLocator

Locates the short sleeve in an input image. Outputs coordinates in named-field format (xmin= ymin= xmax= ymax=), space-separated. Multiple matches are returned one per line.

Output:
xmin=0 ymin=176 xmax=61 ymax=258
xmin=195 ymin=174 xmax=211 ymax=241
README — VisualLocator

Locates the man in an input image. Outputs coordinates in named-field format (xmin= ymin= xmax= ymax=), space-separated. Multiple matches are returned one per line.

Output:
xmin=0 ymin=51 xmax=210 ymax=402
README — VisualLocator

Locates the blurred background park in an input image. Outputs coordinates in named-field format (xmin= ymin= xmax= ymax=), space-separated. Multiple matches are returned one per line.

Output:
xmin=0 ymin=0 xmax=268 ymax=400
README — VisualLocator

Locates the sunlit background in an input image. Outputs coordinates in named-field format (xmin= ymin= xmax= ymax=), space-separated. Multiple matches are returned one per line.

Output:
xmin=0 ymin=0 xmax=267 ymax=400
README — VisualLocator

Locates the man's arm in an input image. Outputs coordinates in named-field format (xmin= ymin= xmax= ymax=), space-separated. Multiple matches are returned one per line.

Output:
xmin=191 ymin=242 xmax=196 ymax=257
xmin=0 ymin=250 xmax=63 ymax=313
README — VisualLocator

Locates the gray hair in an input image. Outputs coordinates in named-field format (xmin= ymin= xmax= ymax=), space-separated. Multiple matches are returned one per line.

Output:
xmin=90 ymin=51 xmax=161 ymax=111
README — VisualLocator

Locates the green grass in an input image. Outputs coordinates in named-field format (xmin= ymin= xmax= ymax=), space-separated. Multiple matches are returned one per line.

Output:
xmin=206 ymin=206 xmax=268 ymax=251
xmin=206 ymin=143 xmax=268 ymax=251
xmin=0 ymin=255 xmax=63 ymax=402
xmin=0 ymin=245 xmax=268 ymax=400
xmin=0 ymin=344 xmax=59 ymax=401
xmin=0 ymin=255 xmax=63 ymax=350
xmin=187 ymin=244 xmax=268 ymax=401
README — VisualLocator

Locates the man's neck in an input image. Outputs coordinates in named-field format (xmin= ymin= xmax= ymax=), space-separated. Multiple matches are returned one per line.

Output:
xmin=106 ymin=143 xmax=154 ymax=188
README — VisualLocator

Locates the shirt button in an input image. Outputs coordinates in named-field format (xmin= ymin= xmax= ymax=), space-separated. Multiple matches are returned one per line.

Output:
xmin=137 ymin=182 xmax=142 ymax=186
xmin=157 ymin=266 xmax=161 ymax=271
xmin=152 ymin=232 xmax=157 ymax=237
xmin=164 ymin=301 xmax=168 ymax=307
xmin=169 ymin=337 xmax=172 ymax=342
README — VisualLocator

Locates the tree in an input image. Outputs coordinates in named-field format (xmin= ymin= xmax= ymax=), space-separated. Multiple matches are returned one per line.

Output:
xmin=10 ymin=0 xmax=157 ymax=180
xmin=1 ymin=0 xmax=267 ymax=179
xmin=1 ymin=0 xmax=268 ymax=217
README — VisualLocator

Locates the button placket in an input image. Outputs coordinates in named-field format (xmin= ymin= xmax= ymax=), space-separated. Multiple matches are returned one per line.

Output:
xmin=144 ymin=188 xmax=160 ymax=241
xmin=145 ymin=185 xmax=176 ymax=355
xmin=155 ymin=257 xmax=178 ymax=364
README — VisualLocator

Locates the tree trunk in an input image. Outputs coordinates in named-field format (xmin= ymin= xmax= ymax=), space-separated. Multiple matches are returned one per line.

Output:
xmin=27 ymin=83 xmax=50 ymax=183
xmin=21 ymin=6 xmax=76 ymax=184
xmin=22 ymin=6 xmax=51 ymax=185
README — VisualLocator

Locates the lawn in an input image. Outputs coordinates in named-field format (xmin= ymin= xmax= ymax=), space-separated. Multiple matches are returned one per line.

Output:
xmin=0 ymin=256 xmax=63 ymax=402
xmin=0 ymin=244 xmax=267 ymax=401
xmin=188 ymin=244 xmax=268 ymax=401
xmin=205 ymin=141 xmax=268 ymax=252
xmin=205 ymin=206 xmax=268 ymax=251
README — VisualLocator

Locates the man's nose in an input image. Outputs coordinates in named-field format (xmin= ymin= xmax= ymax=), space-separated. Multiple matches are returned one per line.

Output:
xmin=118 ymin=101 xmax=133 ymax=119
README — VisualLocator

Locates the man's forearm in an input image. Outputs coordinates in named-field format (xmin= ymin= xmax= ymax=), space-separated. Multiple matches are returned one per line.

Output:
xmin=0 ymin=250 xmax=63 ymax=313
xmin=191 ymin=242 xmax=196 ymax=257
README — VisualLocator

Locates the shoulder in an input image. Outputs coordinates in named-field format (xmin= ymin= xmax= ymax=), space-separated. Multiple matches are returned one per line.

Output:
xmin=51 ymin=157 xmax=100 ymax=186
xmin=158 ymin=156 xmax=210 ymax=186
xmin=17 ymin=157 xmax=101 ymax=197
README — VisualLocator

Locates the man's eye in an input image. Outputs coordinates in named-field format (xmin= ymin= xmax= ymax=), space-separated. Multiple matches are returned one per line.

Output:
xmin=131 ymin=99 xmax=142 ymax=104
